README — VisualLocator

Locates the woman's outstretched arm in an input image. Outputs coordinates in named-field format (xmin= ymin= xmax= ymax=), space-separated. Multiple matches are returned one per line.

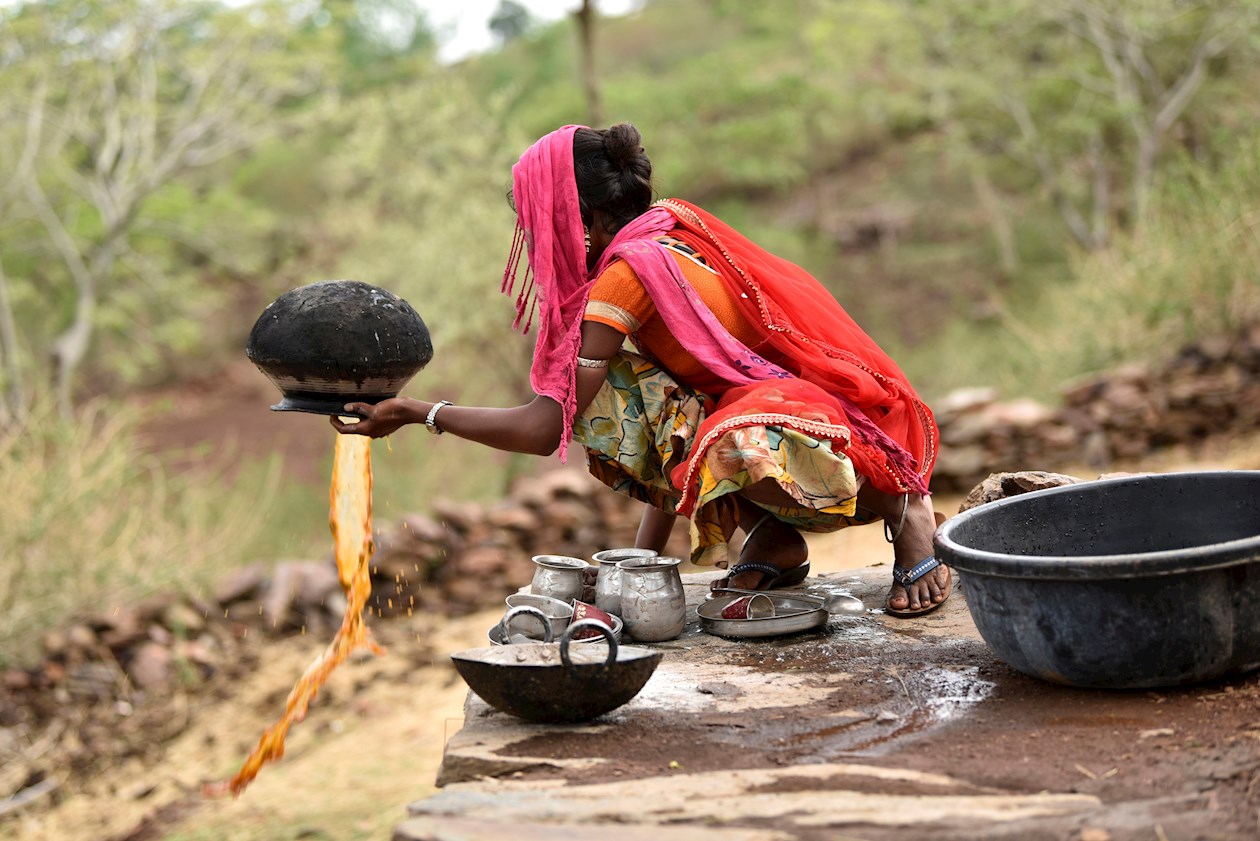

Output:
xmin=329 ymin=320 xmax=626 ymax=456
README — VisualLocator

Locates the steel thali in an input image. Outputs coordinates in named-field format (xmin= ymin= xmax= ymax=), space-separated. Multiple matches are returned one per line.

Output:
xmin=698 ymin=589 xmax=832 ymax=639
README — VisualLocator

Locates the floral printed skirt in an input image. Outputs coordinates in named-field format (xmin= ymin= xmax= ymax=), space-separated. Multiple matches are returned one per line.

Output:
xmin=572 ymin=351 xmax=872 ymax=568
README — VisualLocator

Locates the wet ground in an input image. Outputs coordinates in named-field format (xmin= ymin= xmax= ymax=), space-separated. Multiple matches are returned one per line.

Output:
xmin=401 ymin=566 xmax=1260 ymax=841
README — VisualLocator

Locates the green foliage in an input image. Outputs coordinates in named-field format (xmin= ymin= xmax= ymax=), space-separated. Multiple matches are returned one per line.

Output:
xmin=899 ymin=134 xmax=1260 ymax=397
xmin=489 ymin=0 xmax=535 ymax=46
xmin=0 ymin=0 xmax=331 ymax=399
xmin=315 ymin=72 xmax=545 ymax=512
xmin=0 ymin=401 xmax=283 ymax=666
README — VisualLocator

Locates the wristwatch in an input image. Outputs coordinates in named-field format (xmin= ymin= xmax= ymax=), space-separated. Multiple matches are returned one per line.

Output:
xmin=425 ymin=400 xmax=453 ymax=435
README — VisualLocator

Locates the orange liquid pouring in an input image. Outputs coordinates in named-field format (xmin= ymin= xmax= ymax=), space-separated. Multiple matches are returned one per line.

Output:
xmin=208 ymin=433 xmax=383 ymax=797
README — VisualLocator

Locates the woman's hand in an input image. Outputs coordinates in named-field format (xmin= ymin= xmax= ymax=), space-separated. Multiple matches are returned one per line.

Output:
xmin=328 ymin=397 xmax=424 ymax=438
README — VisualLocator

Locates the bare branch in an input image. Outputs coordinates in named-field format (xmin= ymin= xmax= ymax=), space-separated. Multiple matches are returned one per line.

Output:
xmin=2 ymin=76 xmax=48 ymax=202
xmin=1001 ymin=94 xmax=1099 ymax=249
xmin=0 ymin=254 xmax=24 ymax=422
xmin=1153 ymin=29 xmax=1231 ymax=136
xmin=23 ymin=176 xmax=93 ymax=294
xmin=94 ymin=67 xmax=124 ymax=185
xmin=1117 ymin=14 xmax=1159 ymax=99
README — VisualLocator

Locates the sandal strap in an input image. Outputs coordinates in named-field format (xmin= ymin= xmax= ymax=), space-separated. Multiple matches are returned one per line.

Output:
xmin=728 ymin=561 xmax=784 ymax=578
xmin=892 ymin=555 xmax=940 ymax=587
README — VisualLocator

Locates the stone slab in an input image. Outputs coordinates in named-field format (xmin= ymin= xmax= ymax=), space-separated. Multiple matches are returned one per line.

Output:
xmin=407 ymin=564 xmax=1260 ymax=840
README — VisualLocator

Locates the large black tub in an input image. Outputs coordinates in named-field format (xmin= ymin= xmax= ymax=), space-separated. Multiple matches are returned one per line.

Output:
xmin=934 ymin=471 xmax=1260 ymax=689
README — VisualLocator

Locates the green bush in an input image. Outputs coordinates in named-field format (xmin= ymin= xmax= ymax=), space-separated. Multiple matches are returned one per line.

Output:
xmin=899 ymin=137 xmax=1260 ymax=400
xmin=0 ymin=401 xmax=283 ymax=666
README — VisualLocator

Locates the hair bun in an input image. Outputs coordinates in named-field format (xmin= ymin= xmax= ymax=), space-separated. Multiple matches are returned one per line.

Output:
xmin=604 ymin=123 xmax=644 ymax=170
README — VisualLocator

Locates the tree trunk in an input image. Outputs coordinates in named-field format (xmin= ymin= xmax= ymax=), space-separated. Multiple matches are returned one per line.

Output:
xmin=1089 ymin=132 xmax=1110 ymax=248
xmin=574 ymin=0 xmax=603 ymax=126
xmin=1133 ymin=129 xmax=1158 ymax=226
xmin=51 ymin=292 xmax=97 ymax=419
xmin=0 ymin=256 xmax=24 ymax=422
xmin=49 ymin=238 xmax=117 ymax=418
xmin=965 ymin=151 xmax=1019 ymax=276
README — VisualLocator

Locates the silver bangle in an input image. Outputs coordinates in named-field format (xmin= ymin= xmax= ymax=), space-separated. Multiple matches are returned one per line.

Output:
xmin=884 ymin=494 xmax=909 ymax=543
xmin=425 ymin=400 xmax=453 ymax=435
xmin=576 ymin=356 xmax=609 ymax=369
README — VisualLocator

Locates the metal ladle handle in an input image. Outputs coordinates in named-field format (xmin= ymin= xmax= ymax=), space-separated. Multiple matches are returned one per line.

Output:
xmin=502 ymin=606 xmax=553 ymax=644
xmin=560 ymin=619 xmax=618 ymax=670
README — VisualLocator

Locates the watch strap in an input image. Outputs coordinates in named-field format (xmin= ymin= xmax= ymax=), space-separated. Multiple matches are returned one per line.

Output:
xmin=425 ymin=400 xmax=453 ymax=434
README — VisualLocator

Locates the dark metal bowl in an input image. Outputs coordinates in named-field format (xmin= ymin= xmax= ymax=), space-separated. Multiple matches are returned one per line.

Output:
xmin=452 ymin=621 xmax=662 ymax=723
xmin=246 ymin=279 xmax=433 ymax=415
xmin=934 ymin=471 xmax=1260 ymax=689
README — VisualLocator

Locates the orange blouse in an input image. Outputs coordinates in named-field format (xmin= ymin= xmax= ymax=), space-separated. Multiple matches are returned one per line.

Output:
xmin=583 ymin=241 xmax=766 ymax=395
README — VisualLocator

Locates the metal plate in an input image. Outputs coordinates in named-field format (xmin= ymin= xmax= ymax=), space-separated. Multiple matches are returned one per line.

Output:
xmin=697 ymin=593 xmax=829 ymax=639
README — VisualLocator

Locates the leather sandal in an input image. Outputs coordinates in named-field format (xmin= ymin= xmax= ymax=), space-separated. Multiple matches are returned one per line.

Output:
xmin=709 ymin=512 xmax=810 ymax=592
xmin=712 ymin=560 xmax=811 ymax=592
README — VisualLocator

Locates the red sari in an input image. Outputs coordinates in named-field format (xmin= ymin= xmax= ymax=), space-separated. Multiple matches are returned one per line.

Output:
xmin=656 ymin=199 xmax=937 ymax=513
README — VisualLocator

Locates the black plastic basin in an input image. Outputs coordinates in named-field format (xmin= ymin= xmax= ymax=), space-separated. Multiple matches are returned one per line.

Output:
xmin=934 ymin=471 xmax=1260 ymax=689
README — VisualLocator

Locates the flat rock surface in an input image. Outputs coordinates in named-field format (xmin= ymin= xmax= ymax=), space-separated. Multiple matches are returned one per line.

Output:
xmin=399 ymin=566 xmax=1260 ymax=841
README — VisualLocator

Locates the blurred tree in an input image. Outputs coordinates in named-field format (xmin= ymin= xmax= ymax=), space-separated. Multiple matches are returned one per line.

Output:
xmin=1061 ymin=0 xmax=1249 ymax=224
xmin=310 ymin=0 xmax=437 ymax=90
xmin=490 ymin=0 xmax=534 ymax=46
xmin=0 ymin=0 xmax=326 ymax=415
xmin=901 ymin=0 xmax=1260 ymax=249
xmin=574 ymin=0 xmax=604 ymax=125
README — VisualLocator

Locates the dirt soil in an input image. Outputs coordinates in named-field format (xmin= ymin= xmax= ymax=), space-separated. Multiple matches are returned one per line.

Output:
xmin=4 ymin=390 xmax=1260 ymax=841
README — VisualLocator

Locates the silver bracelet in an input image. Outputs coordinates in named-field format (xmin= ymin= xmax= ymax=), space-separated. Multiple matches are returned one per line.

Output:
xmin=884 ymin=494 xmax=909 ymax=543
xmin=425 ymin=400 xmax=453 ymax=435
xmin=576 ymin=356 xmax=609 ymax=369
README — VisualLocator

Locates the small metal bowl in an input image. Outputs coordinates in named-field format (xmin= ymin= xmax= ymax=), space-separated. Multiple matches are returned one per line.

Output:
xmin=504 ymin=593 xmax=574 ymax=635
xmin=489 ymin=608 xmax=622 ymax=647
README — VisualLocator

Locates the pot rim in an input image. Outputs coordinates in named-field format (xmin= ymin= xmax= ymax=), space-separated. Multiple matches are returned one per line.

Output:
xmin=616 ymin=555 xmax=683 ymax=571
xmin=504 ymin=593 xmax=576 ymax=618
xmin=935 ymin=470 xmax=1260 ymax=580
xmin=531 ymin=555 xmax=590 ymax=570
xmin=592 ymin=547 xmax=659 ymax=565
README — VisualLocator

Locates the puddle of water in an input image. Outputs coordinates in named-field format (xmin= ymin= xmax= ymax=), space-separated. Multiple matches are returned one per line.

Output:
xmin=912 ymin=665 xmax=996 ymax=723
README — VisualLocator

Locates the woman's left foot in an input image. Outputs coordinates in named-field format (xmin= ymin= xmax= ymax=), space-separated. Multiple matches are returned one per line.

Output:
xmin=885 ymin=495 xmax=952 ymax=615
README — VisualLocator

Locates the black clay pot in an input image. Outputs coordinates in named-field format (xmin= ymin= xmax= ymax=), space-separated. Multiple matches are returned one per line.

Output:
xmin=246 ymin=280 xmax=433 ymax=415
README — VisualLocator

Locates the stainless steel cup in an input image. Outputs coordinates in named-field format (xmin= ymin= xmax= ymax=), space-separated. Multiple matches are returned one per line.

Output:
xmin=591 ymin=547 xmax=658 ymax=616
xmin=529 ymin=555 xmax=589 ymax=604
xmin=617 ymin=556 xmax=686 ymax=642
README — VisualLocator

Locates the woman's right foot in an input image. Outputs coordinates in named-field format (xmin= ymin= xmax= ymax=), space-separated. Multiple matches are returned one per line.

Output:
xmin=711 ymin=513 xmax=809 ymax=592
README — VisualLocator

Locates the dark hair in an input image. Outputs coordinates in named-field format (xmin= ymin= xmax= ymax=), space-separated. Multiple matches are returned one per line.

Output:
xmin=573 ymin=123 xmax=653 ymax=234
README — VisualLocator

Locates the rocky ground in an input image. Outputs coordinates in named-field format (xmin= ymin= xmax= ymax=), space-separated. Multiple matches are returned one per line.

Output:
xmin=3 ymin=425 xmax=1258 ymax=841
xmin=2 ymin=330 xmax=1259 ymax=841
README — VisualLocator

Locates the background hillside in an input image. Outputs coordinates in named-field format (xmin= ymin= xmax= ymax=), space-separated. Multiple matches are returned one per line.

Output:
xmin=1 ymin=0 xmax=1259 ymax=664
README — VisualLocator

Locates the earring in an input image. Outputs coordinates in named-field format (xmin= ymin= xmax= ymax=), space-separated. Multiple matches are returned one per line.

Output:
xmin=583 ymin=226 xmax=591 ymax=253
